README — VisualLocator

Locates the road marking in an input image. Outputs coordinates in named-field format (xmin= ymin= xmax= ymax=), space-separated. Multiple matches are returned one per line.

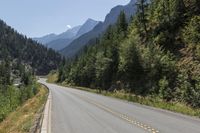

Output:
xmin=71 ymin=92 xmax=160 ymax=133
xmin=41 ymin=89 xmax=52 ymax=133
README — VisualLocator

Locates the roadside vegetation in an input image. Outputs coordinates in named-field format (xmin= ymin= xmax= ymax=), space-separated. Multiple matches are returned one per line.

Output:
xmin=47 ymin=70 xmax=59 ymax=83
xmin=0 ymin=6 xmax=61 ymax=132
xmin=48 ymin=73 xmax=200 ymax=117
xmin=0 ymin=59 xmax=40 ymax=122
xmin=0 ymin=58 xmax=49 ymax=132
xmin=0 ymin=19 xmax=62 ymax=75
xmin=55 ymin=0 xmax=200 ymax=117
xmin=0 ymin=85 xmax=48 ymax=133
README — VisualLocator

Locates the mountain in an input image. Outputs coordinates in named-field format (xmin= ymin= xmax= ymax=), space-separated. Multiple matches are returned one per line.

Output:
xmin=33 ymin=26 xmax=81 ymax=46
xmin=76 ymin=18 xmax=99 ymax=37
xmin=60 ymin=0 xmax=137 ymax=58
xmin=44 ymin=26 xmax=81 ymax=50
xmin=46 ymin=19 xmax=99 ymax=51
xmin=54 ymin=25 xmax=81 ymax=40
xmin=0 ymin=19 xmax=62 ymax=75
xmin=58 ymin=0 xmax=200 ymax=109
xmin=47 ymin=38 xmax=73 ymax=51
xmin=33 ymin=33 xmax=57 ymax=45
xmin=33 ymin=19 xmax=99 ymax=51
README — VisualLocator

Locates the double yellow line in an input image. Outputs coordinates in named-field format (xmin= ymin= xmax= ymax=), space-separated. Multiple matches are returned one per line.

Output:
xmin=71 ymin=92 xmax=160 ymax=133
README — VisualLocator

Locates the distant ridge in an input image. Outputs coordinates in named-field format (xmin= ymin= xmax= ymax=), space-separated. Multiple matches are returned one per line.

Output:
xmin=60 ymin=0 xmax=137 ymax=58
xmin=33 ymin=19 xmax=99 ymax=51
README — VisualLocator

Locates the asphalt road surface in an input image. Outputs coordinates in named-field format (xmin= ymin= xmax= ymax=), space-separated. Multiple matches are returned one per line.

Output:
xmin=39 ymin=79 xmax=200 ymax=133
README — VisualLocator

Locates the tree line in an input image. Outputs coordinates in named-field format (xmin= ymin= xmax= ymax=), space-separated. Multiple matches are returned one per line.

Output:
xmin=0 ymin=58 xmax=38 ymax=121
xmin=0 ymin=19 xmax=62 ymax=121
xmin=0 ymin=19 xmax=62 ymax=75
xmin=58 ymin=0 xmax=200 ymax=108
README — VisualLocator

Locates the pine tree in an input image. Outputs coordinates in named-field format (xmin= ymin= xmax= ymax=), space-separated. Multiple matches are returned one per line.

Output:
xmin=120 ymin=40 xmax=144 ymax=92
xmin=136 ymin=0 xmax=148 ymax=36
xmin=172 ymin=0 xmax=186 ymax=22
xmin=5 ymin=59 xmax=11 ymax=85
xmin=116 ymin=11 xmax=128 ymax=36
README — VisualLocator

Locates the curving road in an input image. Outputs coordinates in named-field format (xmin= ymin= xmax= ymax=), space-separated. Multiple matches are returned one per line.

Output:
xmin=39 ymin=79 xmax=200 ymax=133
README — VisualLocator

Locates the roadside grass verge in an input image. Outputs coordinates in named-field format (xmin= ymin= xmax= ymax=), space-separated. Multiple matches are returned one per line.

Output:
xmin=47 ymin=73 xmax=200 ymax=118
xmin=47 ymin=70 xmax=58 ymax=83
xmin=0 ymin=85 xmax=48 ymax=133
xmin=64 ymin=84 xmax=200 ymax=118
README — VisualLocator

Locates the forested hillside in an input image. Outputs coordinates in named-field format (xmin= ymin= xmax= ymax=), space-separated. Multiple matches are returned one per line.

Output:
xmin=60 ymin=0 xmax=137 ymax=58
xmin=0 ymin=58 xmax=38 ymax=121
xmin=58 ymin=0 xmax=200 ymax=108
xmin=0 ymin=19 xmax=62 ymax=122
xmin=0 ymin=20 xmax=62 ymax=75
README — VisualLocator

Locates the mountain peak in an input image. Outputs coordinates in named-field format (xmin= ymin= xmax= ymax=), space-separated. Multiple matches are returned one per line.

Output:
xmin=86 ymin=18 xmax=97 ymax=22
xmin=60 ymin=0 xmax=137 ymax=58
xmin=86 ymin=18 xmax=93 ymax=21
xmin=76 ymin=18 xmax=99 ymax=37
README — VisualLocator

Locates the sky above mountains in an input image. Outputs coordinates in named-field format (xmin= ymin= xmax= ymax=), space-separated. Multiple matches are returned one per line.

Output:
xmin=0 ymin=0 xmax=130 ymax=37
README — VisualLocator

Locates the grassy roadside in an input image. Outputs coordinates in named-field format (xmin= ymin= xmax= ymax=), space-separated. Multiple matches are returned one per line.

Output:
xmin=47 ymin=72 xmax=200 ymax=118
xmin=47 ymin=70 xmax=58 ymax=83
xmin=63 ymin=85 xmax=200 ymax=118
xmin=0 ymin=85 xmax=48 ymax=133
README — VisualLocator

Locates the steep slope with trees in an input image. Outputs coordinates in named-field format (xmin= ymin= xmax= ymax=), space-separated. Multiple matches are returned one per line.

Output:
xmin=0 ymin=58 xmax=37 ymax=121
xmin=60 ymin=0 xmax=137 ymax=58
xmin=0 ymin=19 xmax=62 ymax=123
xmin=0 ymin=19 xmax=62 ymax=75
xmin=58 ymin=0 xmax=200 ymax=108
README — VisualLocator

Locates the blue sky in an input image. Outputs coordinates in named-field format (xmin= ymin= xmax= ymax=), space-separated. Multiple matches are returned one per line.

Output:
xmin=0 ymin=0 xmax=130 ymax=37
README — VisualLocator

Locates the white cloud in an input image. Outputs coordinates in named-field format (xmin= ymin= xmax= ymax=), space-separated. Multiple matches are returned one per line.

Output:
xmin=67 ymin=25 xmax=72 ymax=29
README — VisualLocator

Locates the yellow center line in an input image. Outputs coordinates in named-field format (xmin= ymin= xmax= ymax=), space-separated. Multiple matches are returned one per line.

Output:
xmin=70 ymin=92 xmax=160 ymax=133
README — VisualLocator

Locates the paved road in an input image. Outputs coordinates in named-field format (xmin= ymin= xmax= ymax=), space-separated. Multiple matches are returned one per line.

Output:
xmin=39 ymin=79 xmax=200 ymax=133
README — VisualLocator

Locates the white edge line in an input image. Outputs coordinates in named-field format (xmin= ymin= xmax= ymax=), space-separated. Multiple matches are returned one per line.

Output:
xmin=41 ymin=86 xmax=51 ymax=133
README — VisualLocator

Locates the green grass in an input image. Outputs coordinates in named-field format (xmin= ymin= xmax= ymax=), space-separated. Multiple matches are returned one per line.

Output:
xmin=0 ymin=85 xmax=48 ymax=133
xmin=47 ymin=70 xmax=58 ymax=83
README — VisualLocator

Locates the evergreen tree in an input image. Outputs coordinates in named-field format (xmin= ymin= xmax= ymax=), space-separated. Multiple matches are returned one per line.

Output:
xmin=136 ymin=0 xmax=148 ymax=36
xmin=0 ymin=19 xmax=62 ymax=75
xmin=171 ymin=0 xmax=186 ymax=23
xmin=116 ymin=11 xmax=128 ymax=37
